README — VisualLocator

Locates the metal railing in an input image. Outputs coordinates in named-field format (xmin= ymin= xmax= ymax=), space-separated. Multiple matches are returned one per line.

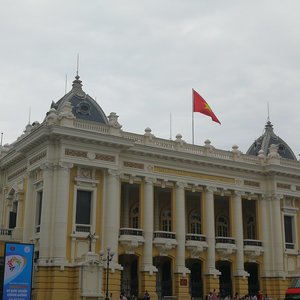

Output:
xmin=186 ymin=233 xmax=206 ymax=242
xmin=215 ymin=237 xmax=235 ymax=244
xmin=153 ymin=231 xmax=176 ymax=240
xmin=119 ymin=228 xmax=144 ymax=236
xmin=244 ymin=239 xmax=263 ymax=247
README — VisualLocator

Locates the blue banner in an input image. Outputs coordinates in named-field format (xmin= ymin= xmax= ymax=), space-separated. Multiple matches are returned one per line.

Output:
xmin=3 ymin=243 xmax=34 ymax=300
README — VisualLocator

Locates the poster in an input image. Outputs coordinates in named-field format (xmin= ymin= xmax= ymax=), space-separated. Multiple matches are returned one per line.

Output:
xmin=2 ymin=243 xmax=34 ymax=300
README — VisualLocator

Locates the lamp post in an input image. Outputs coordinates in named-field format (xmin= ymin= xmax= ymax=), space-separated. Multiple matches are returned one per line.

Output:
xmin=87 ymin=232 xmax=96 ymax=252
xmin=100 ymin=246 xmax=114 ymax=300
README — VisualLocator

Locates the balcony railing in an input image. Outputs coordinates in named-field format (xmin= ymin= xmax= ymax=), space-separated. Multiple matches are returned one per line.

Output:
xmin=285 ymin=242 xmax=295 ymax=250
xmin=215 ymin=237 xmax=235 ymax=244
xmin=0 ymin=229 xmax=12 ymax=236
xmin=75 ymin=224 xmax=91 ymax=233
xmin=244 ymin=239 xmax=262 ymax=247
xmin=186 ymin=233 xmax=206 ymax=242
xmin=153 ymin=231 xmax=176 ymax=240
xmin=119 ymin=228 xmax=143 ymax=237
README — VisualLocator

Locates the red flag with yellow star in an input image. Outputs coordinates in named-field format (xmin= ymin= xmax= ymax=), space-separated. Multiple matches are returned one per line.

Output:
xmin=193 ymin=89 xmax=221 ymax=124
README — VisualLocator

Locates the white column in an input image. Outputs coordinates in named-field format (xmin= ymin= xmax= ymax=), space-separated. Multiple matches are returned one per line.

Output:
xmin=123 ymin=185 xmax=130 ymax=228
xmin=23 ymin=172 xmax=34 ymax=242
xmin=15 ymin=192 xmax=24 ymax=229
xmin=175 ymin=182 xmax=189 ymax=275
xmin=52 ymin=162 xmax=73 ymax=264
xmin=104 ymin=169 xmax=121 ymax=267
xmin=260 ymin=195 xmax=272 ymax=276
xmin=233 ymin=191 xmax=247 ymax=276
xmin=39 ymin=163 xmax=54 ymax=262
xmin=154 ymin=187 xmax=159 ymax=231
xmin=142 ymin=177 xmax=157 ymax=273
xmin=272 ymin=194 xmax=284 ymax=276
xmin=205 ymin=186 xmax=218 ymax=275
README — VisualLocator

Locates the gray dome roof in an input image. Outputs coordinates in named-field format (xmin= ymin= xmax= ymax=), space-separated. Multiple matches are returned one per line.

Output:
xmin=50 ymin=75 xmax=108 ymax=124
xmin=247 ymin=121 xmax=297 ymax=160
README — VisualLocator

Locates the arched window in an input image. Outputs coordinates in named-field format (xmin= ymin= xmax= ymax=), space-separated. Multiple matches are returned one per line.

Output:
xmin=131 ymin=204 xmax=139 ymax=229
xmin=189 ymin=210 xmax=201 ymax=234
xmin=246 ymin=215 xmax=256 ymax=240
xmin=216 ymin=215 xmax=229 ymax=237
xmin=161 ymin=209 xmax=172 ymax=232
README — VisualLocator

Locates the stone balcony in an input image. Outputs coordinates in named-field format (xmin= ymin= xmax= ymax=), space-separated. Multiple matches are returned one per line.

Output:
xmin=185 ymin=233 xmax=208 ymax=258
xmin=119 ymin=228 xmax=144 ymax=254
xmin=153 ymin=231 xmax=177 ymax=256
xmin=215 ymin=237 xmax=236 ymax=260
xmin=0 ymin=228 xmax=23 ymax=242
xmin=0 ymin=228 xmax=12 ymax=241
xmin=243 ymin=239 xmax=264 ymax=261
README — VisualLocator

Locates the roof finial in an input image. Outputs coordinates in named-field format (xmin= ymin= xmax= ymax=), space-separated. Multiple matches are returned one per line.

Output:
xmin=267 ymin=102 xmax=270 ymax=122
xmin=76 ymin=53 xmax=79 ymax=77
xmin=28 ymin=107 xmax=31 ymax=124
xmin=65 ymin=74 xmax=68 ymax=95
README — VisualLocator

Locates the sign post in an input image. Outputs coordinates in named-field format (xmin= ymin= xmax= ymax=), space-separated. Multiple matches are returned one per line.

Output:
xmin=2 ymin=243 xmax=34 ymax=300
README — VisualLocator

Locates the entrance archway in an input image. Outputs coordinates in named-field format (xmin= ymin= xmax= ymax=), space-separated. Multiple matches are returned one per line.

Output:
xmin=119 ymin=254 xmax=139 ymax=298
xmin=216 ymin=261 xmax=232 ymax=298
xmin=186 ymin=258 xmax=203 ymax=299
xmin=154 ymin=256 xmax=173 ymax=299
xmin=245 ymin=262 xmax=260 ymax=296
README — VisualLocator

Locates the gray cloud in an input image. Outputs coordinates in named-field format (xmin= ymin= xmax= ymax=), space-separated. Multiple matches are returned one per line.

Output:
xmin=1 ymin=0 xmax=299 ymax=157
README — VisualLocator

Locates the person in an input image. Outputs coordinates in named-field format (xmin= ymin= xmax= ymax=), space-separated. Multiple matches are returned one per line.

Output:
xmin=258 ymin=291 xmax=263 ymax=300
xmin=234 ymin=293 xmax=240 ymax=300
xmin=208 ymin=292 xmax=213 ymax=300
xmin=252 ymin=294 xmax=258 ymax=300
xmin=120 ymin=292 xmax=127 ymax=300
xmin=212 ymin=289 xmax=218 ymax=300
xmin=143 ymin=290 xmax=150 ymax=300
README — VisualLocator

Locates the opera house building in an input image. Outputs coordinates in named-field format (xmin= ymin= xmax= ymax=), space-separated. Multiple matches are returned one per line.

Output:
xmin=0 ymin=75 xmax=299 ymax=300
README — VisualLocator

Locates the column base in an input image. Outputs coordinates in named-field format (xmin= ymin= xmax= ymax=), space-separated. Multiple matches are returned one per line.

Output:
xmin=103 ymin=269 xmax=121 ymax=300
xmin=204 ymin=273 xmax=220 ymax=297
xmin=174 ymin=273 xmax=190 ymax=300
xmin=260 ymin=276 xmax=289 ymax=300
xmin=234 ymin=276 xmax=248 ymax=297
xmin=140 ymin=271 xmax=158 ymax=300
xmin=141 ymin=264 xmax=158 ymax=275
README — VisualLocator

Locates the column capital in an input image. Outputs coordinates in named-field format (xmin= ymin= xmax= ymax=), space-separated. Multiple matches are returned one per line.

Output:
xmin=205 ymin=186 xmax=217 ymax=194
xmin=107 ymin=169 xmax=120 ymax=177
xmin=40 ymin=162 xmax=54 ymax=172
xmin=176 ymin=182 xmax=187 ymax=189
xmin=233 ymin=190 xmax=243 ymax=198
xmin=261 ymin=194 xmax=272 ymax=202
xmin=58 ymin=161 xmax=74 ymax=170
xmin=272 ymin=193 xmax=283 ymax=201
xmin=144 ymin=177 xmax=156 ymax=185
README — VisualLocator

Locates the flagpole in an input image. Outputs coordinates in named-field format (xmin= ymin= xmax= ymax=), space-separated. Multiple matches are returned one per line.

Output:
xmin=169 ymin=112 xmax=172 ymax=140
xmin=192 ymin=89 xmax=194 ymax=144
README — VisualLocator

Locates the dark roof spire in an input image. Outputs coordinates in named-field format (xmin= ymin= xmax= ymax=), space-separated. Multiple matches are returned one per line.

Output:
xmin=246 ymin=120 xmax=297 ymax=160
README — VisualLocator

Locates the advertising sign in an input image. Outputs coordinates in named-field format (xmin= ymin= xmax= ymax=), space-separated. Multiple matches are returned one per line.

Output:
xmin=2 ymin=243 xmax=34 ymax=300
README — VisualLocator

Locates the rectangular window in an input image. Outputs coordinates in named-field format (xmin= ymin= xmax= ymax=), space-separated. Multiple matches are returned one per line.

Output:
xmin=35 ymin=191 xmax=43 ymax=233
xmin=75 ymin=190 xmax=92 ymax=232
xmin=284 ymin=215 xmax=295 ymax=249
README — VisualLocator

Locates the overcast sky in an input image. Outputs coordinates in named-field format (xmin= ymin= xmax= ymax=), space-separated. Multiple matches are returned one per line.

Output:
xmin=1 ymin=1 xmax=300 ymax=157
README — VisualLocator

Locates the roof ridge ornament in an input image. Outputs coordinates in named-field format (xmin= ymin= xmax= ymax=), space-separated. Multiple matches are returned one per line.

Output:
xmin=71 ymin=54 xmax=85 ymax=97
xmin=71 ymin=74 xmax=85 ymax=97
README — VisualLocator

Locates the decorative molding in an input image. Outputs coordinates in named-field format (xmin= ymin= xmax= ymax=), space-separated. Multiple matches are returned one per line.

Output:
xmin=153 ymin=166 xmax=235 ymax=184
xmin=95 ymin=153 xmax=115 ymax=162
xmin=65 ymin=148 xmax=87 ymax=158
xmin=277 ymin=183 xmax=291 ymax=190
xmin=29 ymin=151 xmax=47 ymax=165
xmin=7 ymin=166 xmax=27 ymax=182
xmin=123 ymin=161 xmax=144 ymax=169
xmin=244 ymin=180 xmax=260 ymax=187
